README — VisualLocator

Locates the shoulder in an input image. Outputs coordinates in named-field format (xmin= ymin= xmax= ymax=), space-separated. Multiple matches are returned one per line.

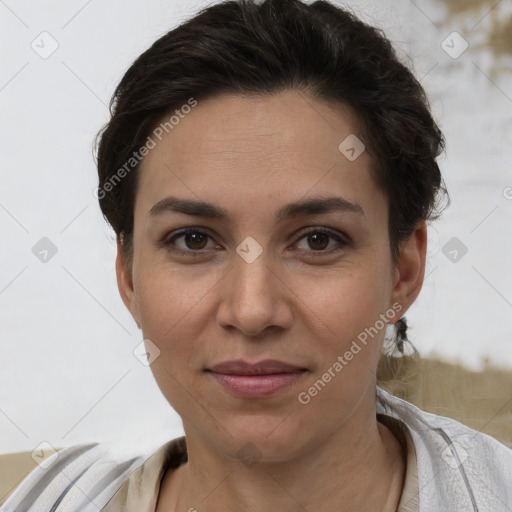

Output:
xmin=377 ymin=387 xmax=512 ymax=510
xmin=0 ymin=442 xmax=145 ymax=512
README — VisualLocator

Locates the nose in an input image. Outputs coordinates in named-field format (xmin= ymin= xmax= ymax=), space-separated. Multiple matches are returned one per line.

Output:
xmin=216 ymin=245 xmax=293 ymax=337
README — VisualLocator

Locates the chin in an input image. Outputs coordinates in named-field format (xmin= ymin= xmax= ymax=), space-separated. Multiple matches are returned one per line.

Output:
xmin=216 ymin=417 xmax=310 ymax=464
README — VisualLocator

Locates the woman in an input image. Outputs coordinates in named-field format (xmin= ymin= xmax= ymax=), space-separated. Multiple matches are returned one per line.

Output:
xmin=2 ymin=0 xmax=511 ymax=510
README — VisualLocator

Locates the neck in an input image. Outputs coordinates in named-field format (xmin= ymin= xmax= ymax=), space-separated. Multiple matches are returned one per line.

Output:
xmin=158 ymin=406 xmax=405 ymax=512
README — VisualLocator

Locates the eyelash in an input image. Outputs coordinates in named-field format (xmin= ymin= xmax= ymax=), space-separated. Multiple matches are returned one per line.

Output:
xmin=159 ymin=226 xmax=350 ymax=258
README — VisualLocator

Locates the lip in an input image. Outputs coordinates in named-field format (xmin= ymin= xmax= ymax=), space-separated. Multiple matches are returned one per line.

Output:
xmin=206 ymin=359 xmax=307 ymax=398
xmin=208 ymin=359 xmax=307 ymax=375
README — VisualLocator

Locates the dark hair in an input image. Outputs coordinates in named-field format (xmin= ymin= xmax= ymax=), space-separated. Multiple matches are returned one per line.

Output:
xmin=95 ymin=0 xmax=448 ymax=358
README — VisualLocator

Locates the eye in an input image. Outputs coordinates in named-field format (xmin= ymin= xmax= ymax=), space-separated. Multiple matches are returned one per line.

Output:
xmin=159 ymin=226 xmax=350 ymax=258
xmin=294 ymin=227 xmax=349 ymax=255
xmin=161 ymin=228 xmax=219 ymax=255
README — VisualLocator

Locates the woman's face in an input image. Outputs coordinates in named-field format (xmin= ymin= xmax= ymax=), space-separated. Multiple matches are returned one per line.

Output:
xmin=117 ymin=89 xmax=423 ymax=462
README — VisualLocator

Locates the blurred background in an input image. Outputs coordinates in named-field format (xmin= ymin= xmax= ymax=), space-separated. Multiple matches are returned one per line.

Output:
xmin=1 ymin=0 xmax=511 ymax=458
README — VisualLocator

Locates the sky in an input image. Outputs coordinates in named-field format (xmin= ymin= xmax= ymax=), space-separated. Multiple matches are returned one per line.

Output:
xmin=1 ymin=0 xmax=511 ymax=455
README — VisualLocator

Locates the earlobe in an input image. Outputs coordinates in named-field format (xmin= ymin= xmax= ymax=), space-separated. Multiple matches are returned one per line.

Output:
xmin=115 ymin=240 xmax=141 ymax=327
xmin=390 ymin=220 xmax=427 ymax=318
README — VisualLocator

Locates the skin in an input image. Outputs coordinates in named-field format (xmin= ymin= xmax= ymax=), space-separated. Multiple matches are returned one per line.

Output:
xmin=116 ymin=89 xmax=427 ymax=511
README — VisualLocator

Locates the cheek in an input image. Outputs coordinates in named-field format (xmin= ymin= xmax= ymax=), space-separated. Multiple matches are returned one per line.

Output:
xmin=135 ymin=250 xmax=196 ymax=320
xmin=132 ymin=262 xmax=179 ymax=344
xmin=132 ymin=266 xmax=213 ymax=412
xmin=294 ymin=276 xmax=391 ymax=425
xmin=132 ymin=259 xmax=222 ymax=361
xmin=304 ymin=259 xmax=392 ymax=341
xmin=298 ymin=261 xmax=393 ymax=401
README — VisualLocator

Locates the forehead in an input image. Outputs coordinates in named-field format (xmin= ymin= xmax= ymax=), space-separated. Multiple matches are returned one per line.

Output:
xmin=141 ymin=89 xmax=361 ymax=169
xmin=136 ymin=89 xmax=386 ymax=224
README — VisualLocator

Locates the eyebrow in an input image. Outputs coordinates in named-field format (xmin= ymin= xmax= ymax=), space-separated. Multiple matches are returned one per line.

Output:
xmin=148 ymin=195 xmax=365 ymax=222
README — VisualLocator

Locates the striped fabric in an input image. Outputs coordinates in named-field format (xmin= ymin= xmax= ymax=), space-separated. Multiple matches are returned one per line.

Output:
xmin=1 ymin=388 xmax=511 ymax=511
xmin=0 ymin=439 xmax=178 ymax=511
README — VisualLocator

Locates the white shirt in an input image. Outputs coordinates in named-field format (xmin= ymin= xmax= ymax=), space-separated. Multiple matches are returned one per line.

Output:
xmin=1 ymin=387 xmax=511 ymax=511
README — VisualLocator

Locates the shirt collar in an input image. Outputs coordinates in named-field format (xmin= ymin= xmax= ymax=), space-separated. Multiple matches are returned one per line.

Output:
xmin=100 ymin=436 xmax=187 ymax=512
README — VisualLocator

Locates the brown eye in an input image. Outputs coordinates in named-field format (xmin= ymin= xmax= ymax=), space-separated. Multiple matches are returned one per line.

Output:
xmin=295 ymin=228 xmax=349 ymax=255
xmin=306 ymin=232 xmax=330 ymax=251
xmin=181 ymin=231 xmax=208 ymax=250
xmin=163 ymin=228 xmax=217 ymax=254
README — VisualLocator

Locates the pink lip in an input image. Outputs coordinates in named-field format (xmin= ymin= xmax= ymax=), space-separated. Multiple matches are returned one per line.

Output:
xmin=206 ymin=359 xmax=307 ymax=398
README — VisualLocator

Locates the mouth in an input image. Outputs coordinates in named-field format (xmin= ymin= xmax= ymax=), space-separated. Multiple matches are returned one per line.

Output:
xmin=205 ymin=359 xmax=308 ymax=398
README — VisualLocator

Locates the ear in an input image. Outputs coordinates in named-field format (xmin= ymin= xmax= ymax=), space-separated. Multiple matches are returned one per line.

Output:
xmin=115 ymin=240 xmax=141 ymax=328
xmin=389 ymin=220 xmax=427 ymax=319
